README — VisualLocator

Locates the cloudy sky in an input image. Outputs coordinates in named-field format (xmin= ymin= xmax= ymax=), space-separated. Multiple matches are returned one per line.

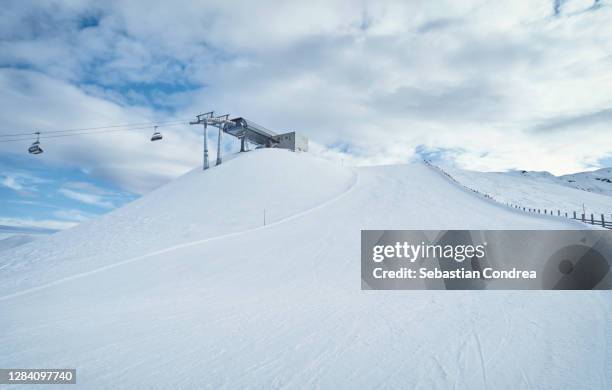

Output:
xmin=0 ymin=0 xmax=611 ymax=230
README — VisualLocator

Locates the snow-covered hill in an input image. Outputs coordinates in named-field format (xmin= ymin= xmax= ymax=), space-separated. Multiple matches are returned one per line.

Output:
xmin=560 ymin=168 xmax=612 ymax=196
xmin=0 ymin=150 xmax=355 ymax=295
xmin=441 ymin=165 xmax=612 ymax=219
xmin=1 ymin=149 xmax=609 ymax=389
xmin=0 ymin=234 xmax=37 ymax=252
xmin=0 ymin=225 xmax=56 ymax=252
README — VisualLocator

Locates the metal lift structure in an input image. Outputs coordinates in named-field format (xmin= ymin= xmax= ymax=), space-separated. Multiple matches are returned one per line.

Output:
xmin=190 ymin=112 xmax=280 ymax=170
xmin=22 ymin=112 xmax=287 ymax=168
xmin=224 ymin=118 xmax=279 ymax=152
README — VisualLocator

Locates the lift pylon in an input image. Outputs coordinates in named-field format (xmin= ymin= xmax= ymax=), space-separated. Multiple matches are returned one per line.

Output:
xmin=190 ymin=112 xmax=232 ymax=170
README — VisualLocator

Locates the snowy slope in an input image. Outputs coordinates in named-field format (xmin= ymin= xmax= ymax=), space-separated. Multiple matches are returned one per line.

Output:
xmin=0 ymin=234 xmax=37 ymax=252
xmin=441 ymin=165 xmax=612 ymax=219
xmin=560 ymin=167 xmax=612 ymax=196
xmin=0 ymin=149 xmax=609 ymax=389
xmin=0 ymin=149 xmax=355 ymax=295
xmin=0 ymin=226 xmax=56 ymax=252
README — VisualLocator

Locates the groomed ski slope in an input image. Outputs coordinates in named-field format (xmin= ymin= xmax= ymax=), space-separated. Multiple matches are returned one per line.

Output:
xmin=1 ymin=149 xmax=610 ymax=389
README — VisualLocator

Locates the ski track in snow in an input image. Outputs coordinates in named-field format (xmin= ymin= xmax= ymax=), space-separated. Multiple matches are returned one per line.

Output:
xmin=0 ymin=170 xmax=361 ymax=302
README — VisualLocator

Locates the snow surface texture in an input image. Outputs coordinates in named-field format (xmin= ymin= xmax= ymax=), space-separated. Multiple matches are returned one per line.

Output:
xmin=441 ymin=165 xmax=612 ymax=220
xmin=0 ymin=234 xmax=37 ymax=253
xmin=560 ymin=168 xmax=612 ymax=197
xmin=1 ymin=149 xmax=610 ymax=389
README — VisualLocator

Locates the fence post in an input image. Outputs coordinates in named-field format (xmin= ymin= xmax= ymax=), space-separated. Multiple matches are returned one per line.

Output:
xmin=601 ymin=214 xmax=605 ymax=227
xmin=591 ymin=213 xmax=594 ymax=224
xmin=582 ymin=213 xmax=585 ymax=222
xmin=573 ymin=211 xmax=576 ymax=219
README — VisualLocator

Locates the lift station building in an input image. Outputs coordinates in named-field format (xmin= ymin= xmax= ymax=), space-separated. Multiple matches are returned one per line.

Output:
xmin=224 ymin=117 xmax=308 ymax=152
xmin=190 ymin=112 xmax=308 ymax=170
xmin=273 ymin=131 xmax=309 ymax=152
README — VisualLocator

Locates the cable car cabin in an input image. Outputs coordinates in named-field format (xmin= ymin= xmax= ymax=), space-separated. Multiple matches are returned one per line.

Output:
xmin=28 ymin=141 xmax=43 ymax=154
xmin=29 ymin=132 xmax=43 ymax=154
xmin=150 ymin=126 xmax=163 ymax=141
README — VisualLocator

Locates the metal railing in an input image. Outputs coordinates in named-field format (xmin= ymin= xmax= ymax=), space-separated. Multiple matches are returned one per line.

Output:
xmin=505 ymin=203 xmax=612 ymax=229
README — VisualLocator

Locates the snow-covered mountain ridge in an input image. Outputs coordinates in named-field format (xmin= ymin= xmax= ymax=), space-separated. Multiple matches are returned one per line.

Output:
xmin=559 ymin=167 xmax=612 ymax=196
xmin=500 ymin=167 xmax=612 ymax=196
xmin=440 ymin=164 xmax=612 ymax=218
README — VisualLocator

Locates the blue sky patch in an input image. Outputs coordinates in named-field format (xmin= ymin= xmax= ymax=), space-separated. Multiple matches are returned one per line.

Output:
xmin=414 ymin=145 xmax=464 ymax=165
xmin=0 ymin=153 xmax=137 ymax=230
xmin=78 ymin=13 xmax=102 ymax=30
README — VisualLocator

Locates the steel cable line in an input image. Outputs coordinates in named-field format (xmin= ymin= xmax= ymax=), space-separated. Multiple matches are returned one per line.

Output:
xmin=0 ymin=122 xmax=189 ymax=143
xmin=0 ymin=119 xmax=191 ymax=138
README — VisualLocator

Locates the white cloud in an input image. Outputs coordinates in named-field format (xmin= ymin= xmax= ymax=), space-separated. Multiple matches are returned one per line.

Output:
xmin=63 ymin=181 xmax=116 ymax=196
xmin=58 ymin=188 xmax=114 ymax=208
xmin=1 ymin=0 xmax=612 ymax=194
xmin=0 ymin=172 xmax=49 ymax=193
xmin=0 ymin=217 xmax=77 ymax=231
xmin=1 ymin=176 xmax=23 ymax=191
xmin=0 ymin=69 xmax=200 ymax=194
xmin=53 ymin=209 xmax=95 ymax=222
